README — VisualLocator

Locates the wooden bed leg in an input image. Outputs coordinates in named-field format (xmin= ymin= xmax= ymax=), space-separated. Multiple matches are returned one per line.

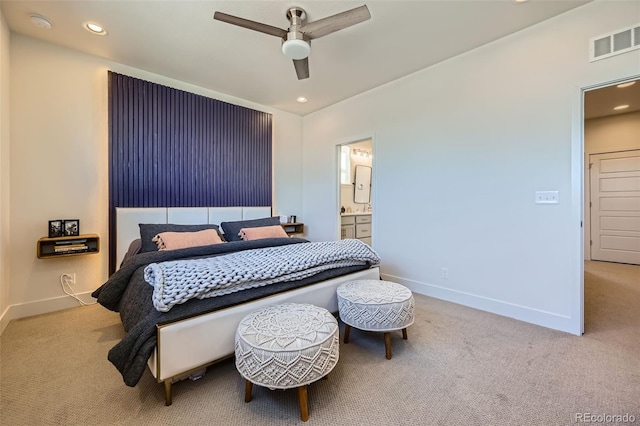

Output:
xmin=344 ymin=324 xmax=351 ymax=344
xmin=384 ymin=332 xmax=392 ymax=360
xmin=298 ymin=385 xmax=309 ymax=422
xmin=402 ymin=327 xmax=408 ymax=340
xmin=164 ymin=380 xmax=172 ymax=406
xmin=244 ymin=380 xmax=253 ymax=403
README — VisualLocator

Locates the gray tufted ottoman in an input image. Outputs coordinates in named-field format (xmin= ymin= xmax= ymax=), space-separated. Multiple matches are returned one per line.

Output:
xmin=234 ymin=303 xmax=339 ymax=422
xmin=337 ymin=279 xmax=415 ymax=359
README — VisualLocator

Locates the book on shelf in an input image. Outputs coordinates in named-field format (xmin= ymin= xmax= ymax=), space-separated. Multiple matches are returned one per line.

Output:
xmin=54 ymin=249 xmax=89 ymax=255
xmin=54 ymin=244 xmax=89 ymax=253
xmin=55 ymin=239 xmax=88 ymax=245
xmin=54 ymin=243 xmax=86 ymax=249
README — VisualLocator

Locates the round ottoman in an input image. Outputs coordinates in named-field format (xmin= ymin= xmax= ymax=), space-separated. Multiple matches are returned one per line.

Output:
xmin=337 ymin=280 xmax=415 ymax=360
xmin=235 ymin=303 xmax=339 ymax=422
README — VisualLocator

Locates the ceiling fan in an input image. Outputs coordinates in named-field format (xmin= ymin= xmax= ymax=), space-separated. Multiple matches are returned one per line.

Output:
xmin=213 ymin=5 xmax=371 ymax=80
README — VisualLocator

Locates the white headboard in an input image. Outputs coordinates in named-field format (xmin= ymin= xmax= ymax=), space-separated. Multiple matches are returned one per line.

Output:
xmin=115 ymin=206 xmax=272 ymax=269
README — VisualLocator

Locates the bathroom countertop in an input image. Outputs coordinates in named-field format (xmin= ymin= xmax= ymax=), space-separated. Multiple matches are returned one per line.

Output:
xmin=340 ymin=212 xmax=371 ymax=217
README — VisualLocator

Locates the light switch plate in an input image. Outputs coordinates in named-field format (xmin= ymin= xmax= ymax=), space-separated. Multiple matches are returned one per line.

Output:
xmin=535 ymin=191 xmax=559 ymax=204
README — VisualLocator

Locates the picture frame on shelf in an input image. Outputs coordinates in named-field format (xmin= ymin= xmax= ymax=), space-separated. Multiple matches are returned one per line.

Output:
xmin=48 ymin=220 xmax=63 ymax=238
xmin=63 ymin=219 xmax=80 ymax=236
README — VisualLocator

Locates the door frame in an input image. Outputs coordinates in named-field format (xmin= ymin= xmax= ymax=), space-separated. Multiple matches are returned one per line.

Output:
xmin=335 ymin=136 xmax=376 ymax=243
xmin=575 ymin=74 xmax=640 ymax=335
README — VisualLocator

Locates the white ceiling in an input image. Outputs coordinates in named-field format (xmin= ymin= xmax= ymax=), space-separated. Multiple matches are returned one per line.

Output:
xmin=584 ymin=79 xmax=640 ymax=119
xmin=1 ymin=0 xmax=593 ymax=116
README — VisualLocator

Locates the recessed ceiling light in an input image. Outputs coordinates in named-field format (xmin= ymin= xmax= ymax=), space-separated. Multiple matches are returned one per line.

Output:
xmin=296 ymin=97 xmax=308 ymax=103
xmin=617 ymin=81 xmax=636 ymax=88
xmin=30 ymin=14 xmax=52 ymax=30
xmin=513 ymin=0 xmax=529 ymax=3
xmin=84 ymin=22 xmax=107 ymax=35
xmin=613 ymin=105 xmax=630 ymax=110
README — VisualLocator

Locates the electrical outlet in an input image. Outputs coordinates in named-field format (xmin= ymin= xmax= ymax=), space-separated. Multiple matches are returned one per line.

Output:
xmin=441 ymin=267 xmax=449 ymax=279
xmin=62 ymin=273 xmax=75 ymax=286
xmin=535 ymin=190 xmax=559 ymax=204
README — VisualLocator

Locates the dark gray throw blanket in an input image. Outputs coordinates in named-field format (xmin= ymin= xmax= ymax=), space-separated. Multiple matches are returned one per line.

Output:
xmin=92 ymin=238 xmax=375 ymax=386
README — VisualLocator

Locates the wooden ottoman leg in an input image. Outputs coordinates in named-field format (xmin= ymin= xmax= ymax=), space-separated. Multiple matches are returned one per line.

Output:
xmin=402 ymin=328 xmax=408 ymax=340
xmin=164 ymin=380 xmax=173 ymax=406
xmin=244 ymin=379 xmax=253 ymax=403
xmin=298 ymin=385 xmax=309 ymax=422
xmin=344 ymin=324 xmax=351 ymax=344
xmin=384 ymin=332 xmax=392 ymax=360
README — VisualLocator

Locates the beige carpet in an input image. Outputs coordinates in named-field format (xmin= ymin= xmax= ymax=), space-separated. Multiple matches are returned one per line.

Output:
xmin=1 ymin=261 xmax=638 ymax=425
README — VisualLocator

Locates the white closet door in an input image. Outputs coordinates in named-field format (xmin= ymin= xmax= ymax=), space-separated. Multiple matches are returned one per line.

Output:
xmin=590 ymin=150 xmax=640 ymax=265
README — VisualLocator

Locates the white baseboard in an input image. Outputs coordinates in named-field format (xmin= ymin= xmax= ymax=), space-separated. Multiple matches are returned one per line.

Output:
xmin=0 ymin=291 xmax=96 ymax=336
xmin=381 ymin=273 xmax=579 ymax=336
xmin=0 ymin=305 xmax=10 ymax=336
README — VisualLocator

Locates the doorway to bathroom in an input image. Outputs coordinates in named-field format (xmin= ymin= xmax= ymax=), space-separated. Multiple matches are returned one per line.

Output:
xmin=338 ymin=139 xmax=373 ymax=246
xmin=582 ymin=77 xmax=640 ymax=336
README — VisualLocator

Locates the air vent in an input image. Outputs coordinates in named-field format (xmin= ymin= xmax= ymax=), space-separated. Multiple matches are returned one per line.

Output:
xmin=590 ymin=23 xmax=640 ymax=62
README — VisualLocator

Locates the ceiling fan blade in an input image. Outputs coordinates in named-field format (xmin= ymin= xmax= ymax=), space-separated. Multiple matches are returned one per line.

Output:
xmin=300 ymin=5 xmax=371 ymax=40
xmin=293 ymin=58 xmax=309 ymax=80
xmin=213 ymin=11 xmax=288 ymax=38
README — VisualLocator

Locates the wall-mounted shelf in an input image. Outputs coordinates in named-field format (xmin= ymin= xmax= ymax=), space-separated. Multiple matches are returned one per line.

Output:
xmin=281 ymin=222 xmax=304 ymax=236
xmin=37 ymin=234 xmax=100 ymax=259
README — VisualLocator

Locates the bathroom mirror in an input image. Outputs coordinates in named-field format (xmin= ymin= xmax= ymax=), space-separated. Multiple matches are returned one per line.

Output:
xmin=353 ymin=165 xmax=372 ymax=203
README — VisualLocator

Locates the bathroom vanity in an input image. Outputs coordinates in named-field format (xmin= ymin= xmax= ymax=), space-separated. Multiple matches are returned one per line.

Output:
xmin=341 ymin=213 xmax=371 ymax=245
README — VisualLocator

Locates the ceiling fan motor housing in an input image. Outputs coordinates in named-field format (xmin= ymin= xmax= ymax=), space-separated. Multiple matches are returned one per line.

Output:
xmin=282 ymin=7 xmax=310 ymax=60
xmin=286 ymin=7 xmax=306 ymax=26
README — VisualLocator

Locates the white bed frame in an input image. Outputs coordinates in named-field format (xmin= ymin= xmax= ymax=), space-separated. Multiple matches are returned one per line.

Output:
xmin=115 ymin=207 xmax=380 ymax=405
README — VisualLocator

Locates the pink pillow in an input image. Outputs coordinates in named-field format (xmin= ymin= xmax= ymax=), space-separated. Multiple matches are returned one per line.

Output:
xmin=152 ymin=229 xmax=224 ymax=251
xmin=239 ymin=225 xmax=288 ymax=241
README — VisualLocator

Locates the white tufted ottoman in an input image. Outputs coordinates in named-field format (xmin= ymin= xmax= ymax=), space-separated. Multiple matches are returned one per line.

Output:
xmin=337 ymin=280 xmax=415 ymax=360
xmin=234 ymin=303 xmax=339 ymax=422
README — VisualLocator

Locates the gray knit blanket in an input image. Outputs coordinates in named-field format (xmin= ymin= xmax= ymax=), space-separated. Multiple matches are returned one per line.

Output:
xmin=144 ymin=239 xmax=380 ymax=312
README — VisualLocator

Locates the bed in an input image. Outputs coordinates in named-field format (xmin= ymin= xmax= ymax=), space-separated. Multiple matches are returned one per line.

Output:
xmin=93 ymin=206 xmax=381 ymax=405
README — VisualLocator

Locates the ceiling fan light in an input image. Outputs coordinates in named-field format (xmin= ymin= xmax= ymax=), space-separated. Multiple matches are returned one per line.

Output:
xmin=282 ymin=39 xmax=310 ymax=60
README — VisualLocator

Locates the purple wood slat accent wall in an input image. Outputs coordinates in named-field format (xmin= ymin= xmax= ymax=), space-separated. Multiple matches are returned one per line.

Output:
xmin=108 ymin=71 xmax=272 ymax=272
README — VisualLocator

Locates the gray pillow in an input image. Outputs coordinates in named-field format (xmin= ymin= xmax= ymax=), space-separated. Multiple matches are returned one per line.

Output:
xmin=138 ymin=223 xmax=221 ymax=253
xmin=120 ymin=238 xmax=142 ymax=268
xmin=220 ymin=217 xmax=281 ymax=242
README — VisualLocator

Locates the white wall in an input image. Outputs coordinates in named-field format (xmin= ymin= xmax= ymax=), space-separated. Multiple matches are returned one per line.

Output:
xmin=585 ymin=111 xmax=640 ymax=153
xmin=302 ymin=1 xmax=640 ymax=335
xmin=0 ymin=10 xmax=10 ymax=333
xmin=4 ymin=35 xmax=302 ymax=323
xmin=583 ymin=111 xmax=640 ymax=258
